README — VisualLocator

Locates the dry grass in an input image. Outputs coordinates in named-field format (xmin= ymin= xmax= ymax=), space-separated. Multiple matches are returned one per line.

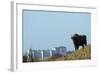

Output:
xmin=64 ymin=44 xmax=91 ymax=60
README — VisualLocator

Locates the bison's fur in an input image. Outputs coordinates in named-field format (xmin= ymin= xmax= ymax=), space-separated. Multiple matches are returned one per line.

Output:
xmin=71 ymin=34 xmax=87 ymax=50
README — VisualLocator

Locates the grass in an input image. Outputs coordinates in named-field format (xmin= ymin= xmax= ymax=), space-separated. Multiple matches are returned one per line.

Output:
xmin=64 ymin=44 xmax=91 ymax=60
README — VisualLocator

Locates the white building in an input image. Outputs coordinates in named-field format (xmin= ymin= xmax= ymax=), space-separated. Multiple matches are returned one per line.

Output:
xmin=26 ymin=46 xmax=67 ymax=61
xmin=26 ymin=49 xmax=33 ymax=62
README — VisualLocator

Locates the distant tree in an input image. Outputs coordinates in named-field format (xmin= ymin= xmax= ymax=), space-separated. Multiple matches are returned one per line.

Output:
xmin=23 ymin=55 xmax=27 ymax=62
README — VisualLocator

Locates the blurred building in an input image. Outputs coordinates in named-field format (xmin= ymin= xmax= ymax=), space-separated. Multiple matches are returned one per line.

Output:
xmin=33 ymin=50 xmax=42 ymax=59
xmin=43 ymin=50 xmax=51 ymax=58
xmin=26 ymin=46 xmax=67 ymax=61
xmin=27 ymin=49 xmax=33 ymax=62
xmin=55 ymin=46 xmax=67 ymax=56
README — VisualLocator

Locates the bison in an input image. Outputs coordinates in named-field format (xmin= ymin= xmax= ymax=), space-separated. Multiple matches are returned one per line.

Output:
xmin=71 ymin=34 xmax=87 ymax=50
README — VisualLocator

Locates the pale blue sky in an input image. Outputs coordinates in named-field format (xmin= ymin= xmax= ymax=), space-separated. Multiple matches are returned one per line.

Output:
xmin=22 ymin=10 xmax=91 ymax=54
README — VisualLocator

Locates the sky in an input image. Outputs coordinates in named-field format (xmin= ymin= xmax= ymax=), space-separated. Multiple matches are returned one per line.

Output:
xmin=22 ymin=10 xmax=91 ymax=54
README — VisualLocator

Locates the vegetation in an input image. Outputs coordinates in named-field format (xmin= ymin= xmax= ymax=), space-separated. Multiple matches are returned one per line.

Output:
xmin=23 ymin=55 xmax=27 ymax=62
xmin=64 ymin=44 xmax=91 ymax=60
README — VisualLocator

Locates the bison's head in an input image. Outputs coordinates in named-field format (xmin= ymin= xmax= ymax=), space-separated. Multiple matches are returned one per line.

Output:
xmin=71 ymin=33 xmax=79 ymax=40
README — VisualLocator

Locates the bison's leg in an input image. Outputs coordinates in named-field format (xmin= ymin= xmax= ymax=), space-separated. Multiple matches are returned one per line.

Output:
xmin=84 ymin=36 xmax=87 ymax=46
xmin=75 ymin=45 xmax=79 ymax=50
xmin=85 ymin=40 xmax=87 ymax=46
xmin=82 ymin=45 xmax=84 ymax=48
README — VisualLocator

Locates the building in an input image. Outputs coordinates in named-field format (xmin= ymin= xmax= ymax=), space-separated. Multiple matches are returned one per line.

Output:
xmin=33 ymin=50 xmax=42 ymax=59
xmin=43 ymin=50 xmax=51 ymax=58
xmin=55 ymin=46 xmax=67 ymax=56
xmin=27 ymin=49 xmax=33 ymax=62
xmin=26 ymin=46 xmax=67 ymax=61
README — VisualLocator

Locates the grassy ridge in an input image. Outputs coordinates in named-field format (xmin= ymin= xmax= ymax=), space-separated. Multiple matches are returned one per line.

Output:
xmin=64 ymin=44 xmax=91 ymax=60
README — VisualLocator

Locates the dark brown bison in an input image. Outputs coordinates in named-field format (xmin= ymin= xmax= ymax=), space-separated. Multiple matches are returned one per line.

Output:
xmin=71 ymin=34 xmax=87 ymax=50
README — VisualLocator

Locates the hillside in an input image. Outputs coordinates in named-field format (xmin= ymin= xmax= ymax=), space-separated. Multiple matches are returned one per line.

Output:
xmin=46 ymin=44 xmax=91 ymax=61
xmin=64 ymin=44 xmax=91 ymax=60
